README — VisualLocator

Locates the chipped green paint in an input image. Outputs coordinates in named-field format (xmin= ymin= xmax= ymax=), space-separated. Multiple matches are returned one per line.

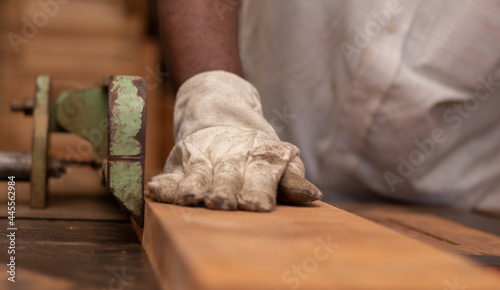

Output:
xmin=109 ymin=161 xmax=143 ymax=218
xmin=107 ymin=75 xmax=147 ymax=227
xmin=109 ymin=76 xmax=145 ymax=156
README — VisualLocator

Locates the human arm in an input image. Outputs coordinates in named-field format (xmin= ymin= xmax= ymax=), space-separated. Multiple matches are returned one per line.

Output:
xmin=158 ymin=0 xmax=242 ymax=90
xmin=148 ymin=0 xmax=322 ymax=211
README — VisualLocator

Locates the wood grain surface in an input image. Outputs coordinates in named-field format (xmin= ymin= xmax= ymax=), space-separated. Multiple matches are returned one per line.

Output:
xmin=138 ymin=200 xmax=500 ymax=290
xmin=0 ymin=219 xmax=159 ymax=290
xmin=339 ymin=203 xmax=500 ymax=258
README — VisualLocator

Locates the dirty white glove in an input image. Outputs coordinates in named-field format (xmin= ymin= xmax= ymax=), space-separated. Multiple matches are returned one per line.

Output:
xmin=148 ymin=71 xmax=321 ymax=211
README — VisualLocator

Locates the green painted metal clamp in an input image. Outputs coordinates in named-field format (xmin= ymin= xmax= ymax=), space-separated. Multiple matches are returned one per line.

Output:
xmin=4 ymin=75 xmax=147 ymax=227
xmin=107 ymin=76 xmax=147 ymax=227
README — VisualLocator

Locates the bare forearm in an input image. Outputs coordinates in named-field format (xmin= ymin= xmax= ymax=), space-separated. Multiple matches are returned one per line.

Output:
xmin=159 ymin=0 xmax=242 ymax=90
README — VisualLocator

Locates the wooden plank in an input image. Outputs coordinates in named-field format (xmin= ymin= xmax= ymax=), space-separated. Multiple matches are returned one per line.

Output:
xmin=17 ymin=0 xmax=142 ymax=37
xmin=15 ymin=35 xmax=142 ymax=59
xmin=137 ymin=200 xmax=500 ymax=290
xmin=339 ymin=203 xmax=500 ymax=257
xmin=0 ymin=167 xmax=128 ymax=221
xmin=0 ymin=219 xmax=160 ymax=290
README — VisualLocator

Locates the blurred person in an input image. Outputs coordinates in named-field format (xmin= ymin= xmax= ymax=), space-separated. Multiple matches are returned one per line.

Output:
xmin=148 ymin=0 xmax=500 ymax=213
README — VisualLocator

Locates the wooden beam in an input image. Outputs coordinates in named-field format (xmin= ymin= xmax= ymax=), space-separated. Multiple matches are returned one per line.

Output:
xmin=136 ymin=200 xmax=500 ymax=290
xmin=339 ymin=203 xmax=500 ymax=257
xmin=0 ymin=219 xmax=159 ymax=289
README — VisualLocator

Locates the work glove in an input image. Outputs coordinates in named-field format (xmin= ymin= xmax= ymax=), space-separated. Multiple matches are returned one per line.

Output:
xmin=148 ymin=71 xmax=322 ymax=211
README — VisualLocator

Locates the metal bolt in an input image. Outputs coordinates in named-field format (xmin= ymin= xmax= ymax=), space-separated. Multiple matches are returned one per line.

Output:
xmin=11 ymin=98 xmax=35 ymax=115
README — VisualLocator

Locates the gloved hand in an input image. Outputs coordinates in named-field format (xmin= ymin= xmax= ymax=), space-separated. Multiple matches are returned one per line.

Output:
xmin=148 ymin=71 xmax=322 ymax=211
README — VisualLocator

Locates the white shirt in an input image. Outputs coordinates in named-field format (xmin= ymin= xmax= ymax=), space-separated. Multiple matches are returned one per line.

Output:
xmin=240 ymin=0 xmax=500 ymax=212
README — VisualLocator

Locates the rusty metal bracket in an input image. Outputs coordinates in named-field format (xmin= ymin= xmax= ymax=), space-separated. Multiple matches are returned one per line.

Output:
xmin=31 ymin=75 xmax=51 ymax=208
xmin=107 ymin=75 xmax=147 ymax=227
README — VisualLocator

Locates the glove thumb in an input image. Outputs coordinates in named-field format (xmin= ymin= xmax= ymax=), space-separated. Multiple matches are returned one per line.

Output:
xmin=278 ymin=166 xmax=322 ymax=204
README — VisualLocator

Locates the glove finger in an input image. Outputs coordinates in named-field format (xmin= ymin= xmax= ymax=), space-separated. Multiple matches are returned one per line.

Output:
xmin=238 ymin=149 xmax=289 ymax=212
xmin=148 ymin=171 xmax=184 ymax=203
xmin=205 ymin=155 xmax=243 ymax=210
xmin=175 ymin=142 xmax=213 ymax=205
xmin=278 ymin=156 xmax=322 ymax=203
xmin=278 ymin=168 xmax=322 ymax=203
